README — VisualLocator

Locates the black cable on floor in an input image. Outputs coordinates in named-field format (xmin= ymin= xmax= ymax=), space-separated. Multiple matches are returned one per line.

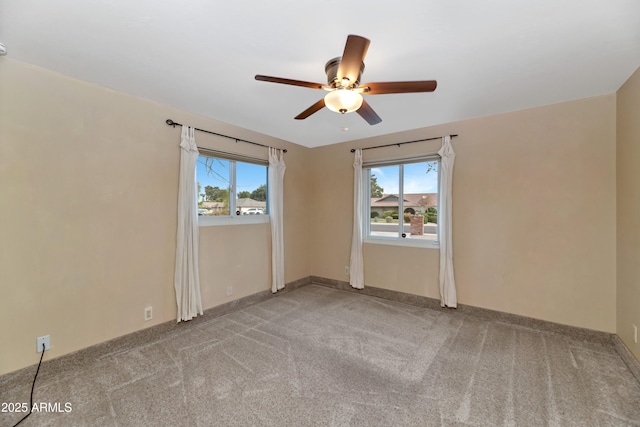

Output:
xmin=12 ymin=343 xmax=46 ymax=427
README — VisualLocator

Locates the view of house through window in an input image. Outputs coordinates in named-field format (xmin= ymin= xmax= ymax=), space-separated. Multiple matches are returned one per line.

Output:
xmin=196 ymin=153 xmax=268 ymax=218
xmin=366 ymin=157 xmax=439 ymax=243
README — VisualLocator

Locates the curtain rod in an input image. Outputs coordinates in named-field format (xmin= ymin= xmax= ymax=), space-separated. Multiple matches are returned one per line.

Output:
xmin=350 ymin=134 xmax=458 ymax=152
xmin=165 ymin=119 xmax=287 ymax=153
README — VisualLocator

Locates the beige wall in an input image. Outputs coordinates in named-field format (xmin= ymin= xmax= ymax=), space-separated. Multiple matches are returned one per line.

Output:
xmin=0 ymin=58 xmax=310 ymax=375
xmin=311 ymin=95 xmax=617 ymax=333
xmin=617 ymin=66 xmax=640 ymax=361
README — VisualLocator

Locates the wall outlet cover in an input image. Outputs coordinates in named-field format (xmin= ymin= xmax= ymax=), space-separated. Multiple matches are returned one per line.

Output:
xmin=36 ymin=335 xmax=50 ymax=352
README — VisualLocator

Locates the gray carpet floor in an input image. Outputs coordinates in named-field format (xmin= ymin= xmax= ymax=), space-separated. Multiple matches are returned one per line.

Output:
xmin=2 ymin=284 xmax=640 ymax=426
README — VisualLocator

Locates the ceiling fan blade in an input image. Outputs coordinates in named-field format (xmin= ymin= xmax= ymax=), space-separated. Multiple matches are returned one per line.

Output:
xmin=360 ymin=80 xmax=437 ymax=94
xmin=337 ymin=35 xmax=370 ymax=85
xmin=294 ymin=98 xmax=326 ymax=120
xmin=255 ymin=75 xmax=325 ymax=90
xmin=356 ymin=99 xmax=382 ymax=125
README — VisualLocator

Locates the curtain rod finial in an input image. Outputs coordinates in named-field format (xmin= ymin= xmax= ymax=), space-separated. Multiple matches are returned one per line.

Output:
xmin=350 ymin=149 xmax=356 ymax=153
xmin=166 ymin=119 xmax=175 ymax=127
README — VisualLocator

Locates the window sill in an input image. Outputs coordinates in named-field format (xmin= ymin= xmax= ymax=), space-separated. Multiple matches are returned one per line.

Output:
xmin=363 ymin=237 xmax=439 ymax=249
xmin=198 ymin=215 xmax=269 ymax=227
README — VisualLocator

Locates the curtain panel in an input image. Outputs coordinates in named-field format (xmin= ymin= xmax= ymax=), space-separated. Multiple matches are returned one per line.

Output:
xmin=438 ymin=135 xmax=457 ymax=307
xmin=268 ymin=148 xmax=286 ymax=293
xmin=174 ymin=126 xmax=204 ymax=321
xmin=349 ymin=149 xmax=365 ymax=289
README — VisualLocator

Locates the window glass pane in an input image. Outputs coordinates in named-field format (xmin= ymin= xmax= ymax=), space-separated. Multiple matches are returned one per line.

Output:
xmin=369 ymin=165 xmax=400 ymax=238
xmin=403 ymin=161 xmax=438 ymax=241
xmin=235 ymin=161 xmax=268 ymax=216
xmin=197 ymin=155 xmax=231 ymax=216
xmin=366 ymin=159 xmax=439 ymax=244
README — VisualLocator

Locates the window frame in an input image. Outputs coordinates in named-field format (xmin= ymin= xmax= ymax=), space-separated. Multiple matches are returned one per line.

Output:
xmin=197 ymin=149 xmax=269 ymax=227
xmin=362 ymin=154 xmax=440 ymax=248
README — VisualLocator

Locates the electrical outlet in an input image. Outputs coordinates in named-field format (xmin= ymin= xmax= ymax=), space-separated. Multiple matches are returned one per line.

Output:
xmin=344 ymin=266 xmax=349 ymax=275
xmin=226 ymin=286 xmax=233 ymax=296
xmin=36 ymin=335 xmax=50 ymax=353
xmin=144 ymin=306 xmax=153 ymax=321
xmin=634 ymin=324 xmax=638 ymax=344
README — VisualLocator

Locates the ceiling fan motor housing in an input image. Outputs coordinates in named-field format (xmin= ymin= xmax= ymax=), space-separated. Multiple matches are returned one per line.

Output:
xmin=325 ymin=57 xmax=365 ymax=88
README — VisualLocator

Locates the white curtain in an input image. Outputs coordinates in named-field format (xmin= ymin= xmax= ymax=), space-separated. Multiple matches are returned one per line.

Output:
xmin=268 ymin=147 xmax=286 ymax=293
xmin=438 ymin=135 xmax=457 ymax=307
xmin=174 ymin=126 xmax=203 ymax=322
xmin=349 ymin=149 xmax=365 ymax=289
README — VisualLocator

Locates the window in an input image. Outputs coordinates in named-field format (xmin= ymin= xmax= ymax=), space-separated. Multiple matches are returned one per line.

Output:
xmin=364 ymin=155 xmax=440 ymax=247
xmin=196 ymin=150 xmax=268 ymax=225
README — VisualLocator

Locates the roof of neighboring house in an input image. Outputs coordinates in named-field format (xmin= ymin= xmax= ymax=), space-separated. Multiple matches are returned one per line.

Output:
xmin=201 ymin=201 xmax=225 ymax=209
xmin=201 ymin=198 xmax=266 ymax=209
xmin=371 ymin=193 xmax=437 ymax=208
xmin=202 ymin=198 xmax=267 ymax=209
xmin=404 ymin=193 xmax=438 ymax=207
xmin=236 ymin=198 xmax=266 ymax=208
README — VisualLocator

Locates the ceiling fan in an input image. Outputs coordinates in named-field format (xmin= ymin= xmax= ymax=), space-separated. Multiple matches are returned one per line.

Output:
xmin=255 ymin=35 xmax=437 ymax=125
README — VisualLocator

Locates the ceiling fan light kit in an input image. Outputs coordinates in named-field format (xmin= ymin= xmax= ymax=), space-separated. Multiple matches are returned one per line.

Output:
xmin=324 ymin=89 xmax=363 ymax=114
xmin=255 ymin=35 xmax=437 ymax=125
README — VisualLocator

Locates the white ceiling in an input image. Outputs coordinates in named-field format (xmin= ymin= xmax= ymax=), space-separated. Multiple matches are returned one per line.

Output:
xmin=1 ymin=0 xmax=639 ymax=148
